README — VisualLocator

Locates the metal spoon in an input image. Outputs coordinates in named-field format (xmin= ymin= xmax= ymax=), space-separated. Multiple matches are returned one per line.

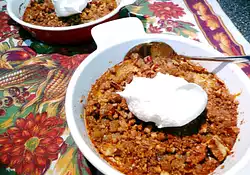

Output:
xmin=125 ymin=42 xmax=250 ymax=63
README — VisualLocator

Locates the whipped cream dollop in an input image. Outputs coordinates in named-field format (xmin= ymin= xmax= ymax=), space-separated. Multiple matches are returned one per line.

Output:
xmin=52 ymin=0 xmax=91 ymax=17
xmin=117 ymin=72 xmax=208 ymax=128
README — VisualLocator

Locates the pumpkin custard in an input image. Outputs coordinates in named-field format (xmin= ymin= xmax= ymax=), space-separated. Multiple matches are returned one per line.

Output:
xmin=84 ymin=50 xmax=239 ymax=175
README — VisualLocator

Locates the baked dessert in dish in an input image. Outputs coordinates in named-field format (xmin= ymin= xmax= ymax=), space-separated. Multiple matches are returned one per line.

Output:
xmin=23 ymin=0 xmax=117 ymax=27
xmin=84 ymin=48 xmax=239 ymax=175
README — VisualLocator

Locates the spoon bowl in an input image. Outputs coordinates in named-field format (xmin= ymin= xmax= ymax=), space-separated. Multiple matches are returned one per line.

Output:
xmin=175 ymin=83 xmax=208 ymax=127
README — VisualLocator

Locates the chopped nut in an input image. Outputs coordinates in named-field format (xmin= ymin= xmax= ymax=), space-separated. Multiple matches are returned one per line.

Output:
xmin=131 ymin=130 xmax=137 ymax=137
xmin=119 ymin=119 xmax=128 ymax=129
xmin=110 ymin=81 xmax=123 ymax=90
xmin=110 ymin=120 xmax=120 ymax=133
xmin=109 ymin=67 xmax=116 ymax=74
xmin=92 ymin=130 xmax=104 ymax=140
xmin=128 ymin=119 xmax=136 ymax=126
xmin=154 ymin=166 xmax=161 ymax=173
xmin=199 ymin=123 xmax=208 ymax=134
xmin=166 ymin=147 xmax=176 ymax=153
xmin=151 ymin=132 xmax=157 ymax=139
xmin=109 ymin=93 xmax=122 ymax=103
xmin=157 ymin=133 xmax=166 ymax=141
xmin=160 ymin=171 xmax=170 ymax=175
xmin=207 ymin=136 xmax=229 ymax=162
xmin=143 ymin=56 xmax=153 ymax=64
xmin=126 ymin=74 xmax=134 ymax=84
xmin=155 ymin=144 xmax=166 ymax=154
xmin=137 ymin=124 xmax=143 ymax=131
xmin=186 ymin=144 xmax=207 ymax=165
xmin=113 ymin=113 xmax=119 ymax=119
xmin=116 ymin=109 xmax=128 ymax=119
xmin=119 ymin=98 xmax=128 ymax=110
xmin=130 ymin=53 xmax=140 ymax=59
xmin=99 ymin=103 xmax=115 ymax=117
xmin=128 ymin=112 xmax=134 ymax=119
xmin=144 ymin=125 xmax=152 ymax=134
xmin=100 ymin=143 xmax=117 ymax=156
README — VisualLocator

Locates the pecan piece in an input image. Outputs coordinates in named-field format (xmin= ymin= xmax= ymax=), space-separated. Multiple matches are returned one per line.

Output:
xmin=207 ymin=135 xmax=229 ymax=162
xmin=186 ymin=144 xmax=207 ymax=165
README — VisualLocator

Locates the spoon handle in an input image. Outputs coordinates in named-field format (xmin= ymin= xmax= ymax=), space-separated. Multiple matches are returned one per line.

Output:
xmin=188 ymin=55 xmax=250 ymax=63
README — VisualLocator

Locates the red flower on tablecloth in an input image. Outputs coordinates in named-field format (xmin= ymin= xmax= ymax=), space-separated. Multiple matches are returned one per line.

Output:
xmin=148 ymin=24 xmax=162 ymax=33
xmin=149 ymin=2 xmax=185 ymax=19
xmin=51 ymin=54 xmax=88 ymax=70
xmin=0 ymin=112 xmax=65 ymax=175
xmin=0 ymin=12 xmax=11 ymax=38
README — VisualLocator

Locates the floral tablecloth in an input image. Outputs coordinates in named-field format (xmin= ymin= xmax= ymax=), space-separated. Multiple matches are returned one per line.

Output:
xmin=0 ymin=0 xmax=250 ymax=175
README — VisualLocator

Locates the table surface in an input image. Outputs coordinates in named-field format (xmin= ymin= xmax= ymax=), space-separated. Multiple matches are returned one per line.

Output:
xmin=218 ymin=0 xmax=250 ymax=42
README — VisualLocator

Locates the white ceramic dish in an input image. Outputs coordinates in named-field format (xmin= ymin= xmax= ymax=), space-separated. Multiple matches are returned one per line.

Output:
xmin=65 ymin=17 xmax=250 ymax=175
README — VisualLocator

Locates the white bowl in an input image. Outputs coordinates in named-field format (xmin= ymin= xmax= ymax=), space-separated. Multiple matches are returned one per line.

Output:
xmin=65 ymin=17 xmax=250 ymax=175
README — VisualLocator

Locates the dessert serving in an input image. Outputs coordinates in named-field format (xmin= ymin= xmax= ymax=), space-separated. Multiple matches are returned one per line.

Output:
xmin=84 ymin=45 xmax=239 ymax=175
xmin=65 ymin=18 xmax=250 ymax=175
xmin=7 ymin=0 xmax=134 ymax=44
xmin=23 ymin=0 xmax=117 ymax=27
